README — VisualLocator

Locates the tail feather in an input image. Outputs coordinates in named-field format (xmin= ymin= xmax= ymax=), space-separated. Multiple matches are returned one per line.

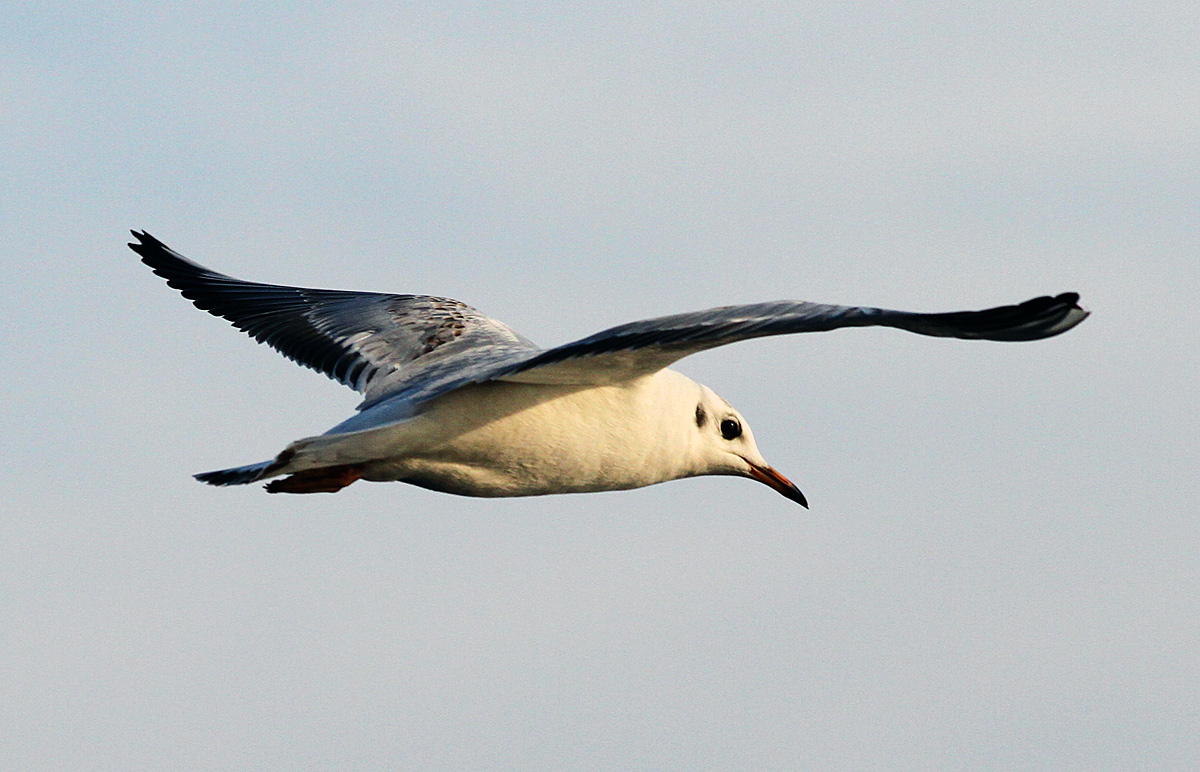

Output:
xmin=194 ymin=459 xmax=277 ymax=486
xmin=191 ymin=428 xmax=390 ymax=490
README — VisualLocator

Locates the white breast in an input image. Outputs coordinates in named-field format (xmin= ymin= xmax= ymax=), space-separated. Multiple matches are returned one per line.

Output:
xmin=348 ymin=369 xmax=705 ymax=497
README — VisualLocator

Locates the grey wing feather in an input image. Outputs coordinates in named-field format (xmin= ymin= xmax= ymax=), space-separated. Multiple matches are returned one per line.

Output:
xmin=134 ymin=230 xmax=1087 ymax=428
xmin=345 ymin=292 xmax=1089 ymax=429
xmin=130 ymin=231 xmax=539 ymax=405
xmin=491 ymin=293 xmax=1089 ymax=385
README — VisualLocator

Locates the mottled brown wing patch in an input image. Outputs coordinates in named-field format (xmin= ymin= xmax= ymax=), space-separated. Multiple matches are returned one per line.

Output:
xmin=401 ymin=302 xmax=471 ymax=356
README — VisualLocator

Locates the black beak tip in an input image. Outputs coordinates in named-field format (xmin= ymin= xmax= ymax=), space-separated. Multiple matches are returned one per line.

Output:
xmin=747 ymin=462 xmax=809 ymax=509
xmin=780 ymin=484 xmax=808 ymax=509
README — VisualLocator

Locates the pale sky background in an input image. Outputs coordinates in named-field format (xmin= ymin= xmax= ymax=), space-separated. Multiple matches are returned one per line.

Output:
xmin=2 ymin=3 xmax=1198 ymax=770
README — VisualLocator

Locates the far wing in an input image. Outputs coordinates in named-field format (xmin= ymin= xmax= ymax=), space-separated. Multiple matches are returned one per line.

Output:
xmin=493 ymin=293 xmax=1089 ymax=385
xmin=131 ymin=231 xmax=539 ymax=405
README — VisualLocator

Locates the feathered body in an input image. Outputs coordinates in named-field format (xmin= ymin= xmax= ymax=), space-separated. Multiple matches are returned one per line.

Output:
xmin=131 ymin=231 xmax=1088 ymax=505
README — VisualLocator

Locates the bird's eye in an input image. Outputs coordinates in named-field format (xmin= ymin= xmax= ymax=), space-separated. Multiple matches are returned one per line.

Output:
xmin=720 ymin=418 xmax=742 ymax=440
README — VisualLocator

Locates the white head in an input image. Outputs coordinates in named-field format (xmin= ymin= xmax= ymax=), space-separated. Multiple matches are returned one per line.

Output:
xmin=686 ymin=382 xmax=807 ymax=508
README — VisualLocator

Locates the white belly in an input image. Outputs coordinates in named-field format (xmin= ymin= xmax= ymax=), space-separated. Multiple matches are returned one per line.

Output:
xmin=331 ymin=370 xmax=703 ymax=497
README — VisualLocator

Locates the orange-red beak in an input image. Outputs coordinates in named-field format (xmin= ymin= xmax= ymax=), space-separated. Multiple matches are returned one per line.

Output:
xmin=746 ymin=462 xmax=808 ymax=508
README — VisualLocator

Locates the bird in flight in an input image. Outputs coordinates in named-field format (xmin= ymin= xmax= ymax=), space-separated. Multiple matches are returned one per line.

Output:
xmin=131 ymin=231 xmax=1087 ymax=506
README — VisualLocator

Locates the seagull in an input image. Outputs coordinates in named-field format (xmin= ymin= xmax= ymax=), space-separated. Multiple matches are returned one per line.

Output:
xmin=131 ymin=231 xmax=1088 ymax=507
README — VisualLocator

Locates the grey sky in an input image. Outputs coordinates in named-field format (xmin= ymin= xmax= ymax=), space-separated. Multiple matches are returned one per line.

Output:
xmin=3 ymin=3 xmax=1197 ymax=770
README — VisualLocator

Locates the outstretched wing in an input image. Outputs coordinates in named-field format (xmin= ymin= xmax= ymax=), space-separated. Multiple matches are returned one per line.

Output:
xmin=336 ymin=292 xmax=1089 ymax=432
xmin=492 ymin=293 xmax=1089 ymax=385
xmin=134 ymin=231 xmax=1087 ymax=428
xmin=130 ymin=231 xmax=539 ymax=405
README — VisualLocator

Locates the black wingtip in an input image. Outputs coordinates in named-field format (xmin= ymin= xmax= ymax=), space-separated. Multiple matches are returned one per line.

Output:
xmin=1041 ymin=291 xmax=1090 ymax=338
xmin=128 ymin=230 xmax=168 ymax=266
xmin=128 ymin=229 xmax=158 ymax=250
xmin=915 ymin=290 xmax=1090 ymax=342
xmin=128 ymin=230 xmax=228 ymax=289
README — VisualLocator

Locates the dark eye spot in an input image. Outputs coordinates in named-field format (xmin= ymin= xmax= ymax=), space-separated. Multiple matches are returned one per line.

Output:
xmin=695 ymin=404 xmax=707 ymax=428
xmin=720 ymin=418 xmax=742 ymax=440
